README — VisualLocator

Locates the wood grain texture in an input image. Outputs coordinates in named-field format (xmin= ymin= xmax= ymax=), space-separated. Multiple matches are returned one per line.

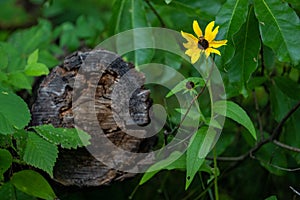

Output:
xmin=31 ymin=49 xmax=153 ymax=186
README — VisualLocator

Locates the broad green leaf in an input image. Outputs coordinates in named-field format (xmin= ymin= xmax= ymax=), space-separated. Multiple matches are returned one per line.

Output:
xmin=7 ymin=72 xmax=32 ymax=90
xmin=274 ymin=77 xmax=300 ymax=100
xmin=33 ymin=124 xmax=91 ymax=149
xmin=139 ymin=151 xmax=186 ymax=185
xmin=185 ymin=127 xmax=207 ymax=189
xmin=254 ymin=0 xmax=300 ymax=65
xmin=110 ymin=0 xmax=153 ymax=65
xmin=0 ymin=89 xmax=31 ymax=134
xmin=215 ymin=0 xmax=249 ymax=65
xmin=227 ymin=7 xmax=261 ymax=96
xmin=214 ymin=100 xmax=257 ymax=140
xmin=166 ymin=77 xmax=205 ymax=98
xmin=27 ymin=49 xmax=39 ymax=65
xmin=11 ymin=170 xmax=56 ymax=200
xmin=25 ymin=63 xmax=49 ymax=76
xmin=23 ymin=132 xmax=58 ymax=177
xmin=0 ymin=149 xmax=12 ymax=180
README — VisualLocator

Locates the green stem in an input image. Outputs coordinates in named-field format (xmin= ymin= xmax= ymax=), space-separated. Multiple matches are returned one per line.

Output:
xmin=213 ymin=147 xmax=219 ymax=200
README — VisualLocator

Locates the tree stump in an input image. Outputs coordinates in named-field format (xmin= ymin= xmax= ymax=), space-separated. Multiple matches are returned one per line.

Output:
xmin=31 ymin=49 xmax=153 ymax=186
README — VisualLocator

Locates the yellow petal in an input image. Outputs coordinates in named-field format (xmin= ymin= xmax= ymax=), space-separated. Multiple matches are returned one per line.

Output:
xmin=191 ymin=51 xmax=201 ymax=64
xmin=207 ymin=48 xmax=221 ymax=56
xmin=206 ymin=26 xmax=219 ymax=42
xmin=209 ymin=40 xmax=228 ymax=48
xmin=204 ymin=21 xmax=215 ymax=42
xmin=181 ymin=31 xmax=198 ymax=43
xmin=205 ymin=49 xmax=211 ymax=58
xmin=193 ymin=20 xmax=203 ymax=38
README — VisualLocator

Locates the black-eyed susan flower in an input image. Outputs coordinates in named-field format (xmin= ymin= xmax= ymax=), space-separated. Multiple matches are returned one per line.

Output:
xmin=181 ymin=20 xmax=227 ymax=64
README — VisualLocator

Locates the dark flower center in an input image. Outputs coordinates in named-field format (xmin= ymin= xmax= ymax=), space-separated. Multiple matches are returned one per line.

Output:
xmin=186 ymin=81 xmax=195 ymax=89
xmin=198 ymin=37 xmax=209 ymax=50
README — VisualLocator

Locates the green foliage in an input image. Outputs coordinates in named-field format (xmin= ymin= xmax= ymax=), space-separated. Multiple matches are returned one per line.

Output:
xmin=0 ymin=149 xmax=12 ymax=181
xmin=0 ymin=89 xmax=31 ymax=134
xmin=254 ymin=0 xmax=300 ymax=65
xmin=33 ymin=124 xmax=91 ymax=149
xmin=11 ymin=170 xmax=56 ymax=200
xmin=185 ymin=127 xmax=207 ymax=189
xmin=214 ymin=100 xmax=257 ymax=140
xmin=0 ymin=0 xmax=300 ymax=199
xmin=23 ymin=132 xmax=58 ymax=177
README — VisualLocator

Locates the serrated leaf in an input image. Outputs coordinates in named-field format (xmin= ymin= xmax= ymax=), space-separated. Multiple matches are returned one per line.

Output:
xmin=185 ymin=127 xmax=207 ymax=189
xmin=228 ymin=7 xmax=261 ymax=95
xmin=254 ymin=0 xmax=300 ymax=65
xmin=265 ymin=196 xmax=277 ymax=200
xmin=25 ymin=62 xmax=49 ymax=76
xmin=33 ymin=124 xmax=91 ymax=149
xmin=166 ymin=77 xmax=205 ymax=98
xmin=214 ymin=100 xmax=257 ymax=140
xmin=0 ymin=89 xmax=31 ymax=134
xmin=23 ymin=132 xmax=58 ymax=177
xmin=274 ymin=76 xmax=300 ymax=100
xmin=110 ymin=0 xmax=153 ymax=65
xmin=139 ymin=151 xmax=186 ymax=185
xmin=11 ymin=170 xmax=56 ymax=200
xmin=215 ymin=0 xmax=249 ymax=65
xmin=0 ymin=149 xmax=12 ymax=180
xmin=27 ymin=49 xmax=39 ymax=64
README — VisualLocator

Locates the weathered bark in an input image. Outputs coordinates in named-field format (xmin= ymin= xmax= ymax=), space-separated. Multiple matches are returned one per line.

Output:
xmin=31 ymin=49 xmax=153 ymax=186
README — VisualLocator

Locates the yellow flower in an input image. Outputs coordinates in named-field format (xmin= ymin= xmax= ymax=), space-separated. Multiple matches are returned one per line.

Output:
xmin=181 ymin=20 xmax=227 ymax=64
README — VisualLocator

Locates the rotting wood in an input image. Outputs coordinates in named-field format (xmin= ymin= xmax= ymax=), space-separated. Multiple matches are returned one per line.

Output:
xmin=31 ymin=49 xmax=153 ymax=187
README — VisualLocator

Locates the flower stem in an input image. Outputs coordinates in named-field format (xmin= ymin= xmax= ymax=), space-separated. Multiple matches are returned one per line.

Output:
xmin=213 ymin=147 xmax=219 ymax=200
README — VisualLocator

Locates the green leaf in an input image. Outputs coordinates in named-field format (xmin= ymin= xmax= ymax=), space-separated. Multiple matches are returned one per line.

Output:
xmin=274 ymin=76 xmax=300 ymax=100
xmin=0 ymin=182 xmax=15 ymax=200
xmin=7 ymin=72 xmax=32 ymax=90
xmin=25 ymin=62 xmax=49 ymax=76
xmin=23 ymin=132 xmax=58 ymax=177
xmin=254 ymin=0 xmax=300 ymax=65
xmin=33 ymin=124 xmax=91 ymax=149
xmin=0 ymin=45 xmax=8 ymax=70
xmin=185 ymin=127 xmax=207 ymax=189
xmin=265 ymin=196 xmax=277 ymax=200
xmin=269 ymin=83 xmax=297 ymax=122
xmin=166 ymin=77 xmax=205 ymax=98
xmin=214 ymin=100 xmax=257 ymax=140
xmin=11 ymin=170 xmax=56 ymax=200
xmin=227 ymin=6 xmax=261 ymax=95
xmin=0 ymin=149 xmax=12 ymax=180
xmin=8 ymin=19 xmax=52 ymax=54
xmin=27 ymin=49 xmax=39 ymax=64
xmin=257 ymin=143 xmax=287 ymax=176
xmin=0 ymin=89 xmax=31 ymax=134
xmin=139 ymin=151 xmax=186 ymax=185
xmin=110 ymin=0 xmax=153 ymax=65
xmin=215 ymin=0 xmax=249 ymax=65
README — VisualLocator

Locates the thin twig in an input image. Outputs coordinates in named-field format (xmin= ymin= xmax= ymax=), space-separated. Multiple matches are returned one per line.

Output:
xmin=207 ymin=100 xmax=300 ymax=162
xmin=290 ymin=186 xmax=300 ymax=196
xmin=144 ymin=0 xmax=166 ymax=27
xmin=273 ymin=140 xmax=300 ymax=153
